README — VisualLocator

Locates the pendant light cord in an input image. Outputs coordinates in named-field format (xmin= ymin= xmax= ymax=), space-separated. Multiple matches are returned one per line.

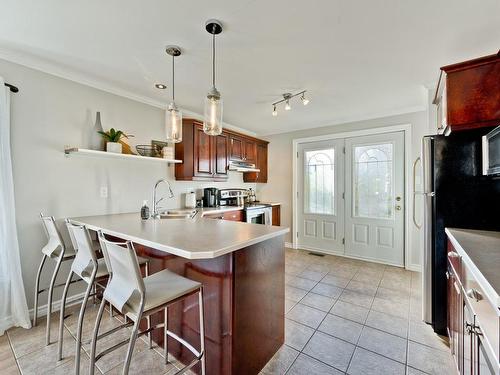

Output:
xmin=172 ymin=54 xmax=175 ymax=102
xmin=212 ymin=32 xmax=216 ymax=88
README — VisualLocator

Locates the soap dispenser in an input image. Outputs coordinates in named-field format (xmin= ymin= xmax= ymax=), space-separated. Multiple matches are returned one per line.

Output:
xmin=140 ymin=200 xmax=150 ymax=220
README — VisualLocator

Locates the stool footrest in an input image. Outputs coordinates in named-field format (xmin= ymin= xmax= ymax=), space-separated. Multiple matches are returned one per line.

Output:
xmin=166 ymin=329 xmax=202 ymax=359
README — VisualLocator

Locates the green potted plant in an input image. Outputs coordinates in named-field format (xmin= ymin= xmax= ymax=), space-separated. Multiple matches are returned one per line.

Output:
xmin=98 ymin=128 xmax=130 ymax=153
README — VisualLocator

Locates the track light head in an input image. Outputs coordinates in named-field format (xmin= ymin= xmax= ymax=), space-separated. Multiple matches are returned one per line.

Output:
xmin=301 ymin=93 xmax=309 ymax=105
xmin=272 ymin=105 xmax=277 ymax=116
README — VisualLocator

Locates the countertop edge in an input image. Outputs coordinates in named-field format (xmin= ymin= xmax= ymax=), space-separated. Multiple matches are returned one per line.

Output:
xmin=445 ymin=228 xmax=500 ymax=308
xmin=71 ymin=218 xmax=289 ymax=260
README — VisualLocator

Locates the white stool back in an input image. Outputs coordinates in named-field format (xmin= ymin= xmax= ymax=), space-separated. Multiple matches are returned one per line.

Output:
xmin=40 ymin=214 xmax=65 ymax=258
xmin=65 ymin=222 xmax=98 ymax=279
xmin=98 ymin=232 xmax=145 ymax=314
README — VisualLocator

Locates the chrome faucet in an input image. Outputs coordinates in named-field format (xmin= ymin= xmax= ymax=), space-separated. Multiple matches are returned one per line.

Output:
xmin=152 ymin=178 xmax=174 ymax=218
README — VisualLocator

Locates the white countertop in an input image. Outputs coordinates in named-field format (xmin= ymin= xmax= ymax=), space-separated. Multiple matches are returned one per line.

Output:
xmin=70 ymin=212 xmax=289 ymax=260
xmin=445 ymin=228 xmax=500 ymax=308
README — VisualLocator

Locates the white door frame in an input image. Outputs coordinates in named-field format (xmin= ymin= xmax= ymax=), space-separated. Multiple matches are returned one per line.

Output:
xmin=292 ymin=123 xmax=412 ymax=269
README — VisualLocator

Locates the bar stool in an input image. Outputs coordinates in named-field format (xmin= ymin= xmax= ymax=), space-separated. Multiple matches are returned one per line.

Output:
xmin=89 ymin=231 xmax=205 ymax=375
xmin=57 ymin=221 xmax=110 ymax=374
xmin=57 ymin=221 xmax=151 ymax=375
xmin=34 ymin=214 xmax=79 ymax=345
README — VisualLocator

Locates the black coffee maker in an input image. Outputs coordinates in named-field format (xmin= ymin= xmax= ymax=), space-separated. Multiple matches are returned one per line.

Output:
xmin=203 ymin=187 xmax=220 ymax=207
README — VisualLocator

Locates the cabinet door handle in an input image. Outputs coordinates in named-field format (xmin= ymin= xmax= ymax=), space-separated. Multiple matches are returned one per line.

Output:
xmin=466 ymin=288 xmax=483 ymax=302
xmin=445 ymin=271 xmax=451 ymax=280
xmin=448 ymin=251 xmax=460 ymax=258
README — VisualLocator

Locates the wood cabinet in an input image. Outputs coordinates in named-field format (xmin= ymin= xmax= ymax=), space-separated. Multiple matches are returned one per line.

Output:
xmin=204 ymin=210 xmax=244 ymax=222
xmin=229 ymin=134 xmax=257 ymax=163
xmin=175 ymin=119 xmax=228 ymax=181
xmin=176 ymin=119 xmax=269 ymax=182
xmin=243 ymin=142 xmax=268 ymax=183
xmin=446 ymin=237 xmax=499 ymax=375
xmin=434 ymin=53 xmax=500 ymax=135
xmin=271 ymin=205 xmax=280 ymax=226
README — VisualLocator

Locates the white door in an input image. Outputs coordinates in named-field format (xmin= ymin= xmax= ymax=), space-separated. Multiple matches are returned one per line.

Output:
xmin=297 ymin=140 xmax=344 ymax=254
xmin=344 ymin=131 xmax=405 ymax=266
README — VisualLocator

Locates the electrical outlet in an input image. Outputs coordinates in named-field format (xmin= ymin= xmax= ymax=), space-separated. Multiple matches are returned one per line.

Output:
xmin=100 ymin=186 xmax=108 ymax=198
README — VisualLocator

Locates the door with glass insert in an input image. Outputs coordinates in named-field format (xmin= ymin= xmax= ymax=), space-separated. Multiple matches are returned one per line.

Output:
xmin=297 ymin=140 xmax=344 ymax=254
xmin=344 ymin=132 xmax=404 ymax=265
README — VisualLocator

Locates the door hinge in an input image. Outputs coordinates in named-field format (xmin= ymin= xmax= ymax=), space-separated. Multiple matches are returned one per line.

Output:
xmin=296 ymin=232 xmax=299 ymax=238
xmin=342 ymin=192 xmax=345 ymax=199
xmin=342 ymin=238 xmax=345 ymax=245
xmin=297 ymin=151 xmax=299 ymax=158
xmin=297 ymin=191 xmax=299 ymax=198
xmin=343 ymin=147 xmax=346 ymax=154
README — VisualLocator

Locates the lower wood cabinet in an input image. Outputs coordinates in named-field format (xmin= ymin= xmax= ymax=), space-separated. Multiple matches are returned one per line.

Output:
xmin=271 ymin=205 xmax=280 ymax=226
xmin=446 ymin=238 xmax=499 ymax=375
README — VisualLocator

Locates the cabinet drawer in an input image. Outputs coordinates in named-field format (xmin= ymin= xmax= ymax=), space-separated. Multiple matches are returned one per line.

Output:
xmin=223 ymin=210 xmax=244 ymax=222
xmin=447 ymin=240 xmax=462 ymax=277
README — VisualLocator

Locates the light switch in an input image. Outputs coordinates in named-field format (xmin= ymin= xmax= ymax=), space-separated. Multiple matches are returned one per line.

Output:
xmin=100 ymin=186 xmax=108 ymax=198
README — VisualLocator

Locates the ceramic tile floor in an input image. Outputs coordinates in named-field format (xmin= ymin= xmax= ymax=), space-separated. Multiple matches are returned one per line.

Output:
xmin=261 ymin=248 xmax=456 ymax=375
xmin=1 ymin=248 xmax=455 ymax=375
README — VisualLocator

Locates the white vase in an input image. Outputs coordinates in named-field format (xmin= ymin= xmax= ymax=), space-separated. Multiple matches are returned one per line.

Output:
xmin=106 ymin=142 xmax=122 ymax=153
xmin=90 ymin=111 xmax=104 ymax=150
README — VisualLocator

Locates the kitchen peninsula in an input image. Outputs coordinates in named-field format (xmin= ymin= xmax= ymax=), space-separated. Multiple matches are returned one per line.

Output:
xmin=70 ymin=213 xmax=289 ymax=375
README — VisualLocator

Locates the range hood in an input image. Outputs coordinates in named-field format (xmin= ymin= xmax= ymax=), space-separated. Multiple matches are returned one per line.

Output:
xmin=228 ymin=160 xmax=260 ymax=173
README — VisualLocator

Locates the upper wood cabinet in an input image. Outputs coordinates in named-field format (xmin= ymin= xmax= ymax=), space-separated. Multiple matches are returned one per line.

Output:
xmin=434 ymin=52 xmax=500 ymax=135
xmin=175 ymin=119 xmax=268 ymax=182
xmin=229 ymin=134 xmax=257 ymax=163
xmin=243 ymin=142 xmax=268 ymax=183
xmin=175 ymin=119 xmax=228 ymax=181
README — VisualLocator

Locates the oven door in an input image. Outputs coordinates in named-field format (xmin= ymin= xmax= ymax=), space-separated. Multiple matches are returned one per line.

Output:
xmin=245 ymin=208 xmax=272 ymax=225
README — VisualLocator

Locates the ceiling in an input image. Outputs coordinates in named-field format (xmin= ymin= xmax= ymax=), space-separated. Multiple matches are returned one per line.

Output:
xmin=0 ymin=0 xmax=499 ymax=135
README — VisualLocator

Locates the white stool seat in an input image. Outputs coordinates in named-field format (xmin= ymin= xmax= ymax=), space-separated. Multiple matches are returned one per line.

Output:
xmin=123 ymin=269 xmax=201 ymax=320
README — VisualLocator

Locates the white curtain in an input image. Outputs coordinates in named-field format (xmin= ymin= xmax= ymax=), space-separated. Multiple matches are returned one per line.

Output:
xmin=0 ymin=77 xmax=31 ymax=335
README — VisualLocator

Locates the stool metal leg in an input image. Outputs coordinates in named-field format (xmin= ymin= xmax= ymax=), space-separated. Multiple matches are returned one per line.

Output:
xmin=199 ymin=287 xmax=206 ymax=375
xmin=46 ymin=255 xmax=63 ymax=345
xmin=32 ymin=255 xmax=47 ymax=327
xmin=89 ymin=297 xmax=107 ymax=375
xmin=163 ymin=307 xmax=168 ymax=364
xmin=145 ymin=262 xmax=152 ymax=349
xmin=75 ymin=270 xmax=97 ymax=375
xmin=123 ymin=317 xmax=141 ymax=375
xmin=57 ymin=270 xmax=74 ymax=360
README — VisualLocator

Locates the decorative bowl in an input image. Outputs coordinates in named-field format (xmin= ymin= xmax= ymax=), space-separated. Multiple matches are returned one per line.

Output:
xmin=135 ymin=145 xmax=156 ymax=157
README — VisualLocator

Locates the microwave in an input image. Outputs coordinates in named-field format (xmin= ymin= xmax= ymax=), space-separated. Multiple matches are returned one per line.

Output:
xmin=482 ymin=125 xmax=500 ymax=175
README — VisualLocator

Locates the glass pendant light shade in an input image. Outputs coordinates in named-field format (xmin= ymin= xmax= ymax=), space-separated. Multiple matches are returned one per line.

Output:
xmin=164 ymin=45 xmax=183 ymax=143
xmin=165 ymin=102 xmax=182 ymax=142
xmin=203 ymin=87 xmax=223 ymax=135
xmin=203 ymin=20 xmax=223 ymax=136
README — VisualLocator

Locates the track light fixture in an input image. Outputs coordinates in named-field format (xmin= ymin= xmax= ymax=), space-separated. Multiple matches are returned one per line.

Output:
xmin=271 ymin=91 xmax=309 ymax=116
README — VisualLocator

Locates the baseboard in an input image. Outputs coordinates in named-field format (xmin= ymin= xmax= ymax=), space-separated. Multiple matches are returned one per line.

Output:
xmin=284 ymin=242 xmax=295 ymax=249
xmin=406 ymin=263 xmax=422 ymax=272
xmin=29 ymin=291 xmax=86 ymax=319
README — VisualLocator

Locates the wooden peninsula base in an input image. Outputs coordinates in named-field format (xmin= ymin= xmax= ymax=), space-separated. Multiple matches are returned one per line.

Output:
xmin=133 ymin=235 xmax=285 ymax=375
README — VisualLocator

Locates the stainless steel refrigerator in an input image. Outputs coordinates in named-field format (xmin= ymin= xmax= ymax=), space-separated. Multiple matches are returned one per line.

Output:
xmin=421 ymin=128 xmax=500 ymax=334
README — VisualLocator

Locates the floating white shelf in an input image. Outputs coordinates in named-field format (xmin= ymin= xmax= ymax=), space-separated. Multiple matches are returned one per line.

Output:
xmin=64 ymin=147 xmax=182 ymax=164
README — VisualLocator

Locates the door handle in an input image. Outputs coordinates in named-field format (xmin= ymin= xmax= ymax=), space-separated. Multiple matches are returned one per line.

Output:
xmin=412 ymin=157 xmax=422 ymax=229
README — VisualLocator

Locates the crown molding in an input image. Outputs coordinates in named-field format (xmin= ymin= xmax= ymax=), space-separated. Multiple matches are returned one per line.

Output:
xmin=0 ymin=47 xmax=257 ymax=137
xmin=260 ymin=105 xmax=427 ymax=136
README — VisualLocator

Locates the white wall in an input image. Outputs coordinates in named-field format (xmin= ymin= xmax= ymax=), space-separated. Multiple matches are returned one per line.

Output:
xmin=1 ymin=59 xmax=256 ymax=309
xmin=256 ymin=111 xmax=432 ymax=271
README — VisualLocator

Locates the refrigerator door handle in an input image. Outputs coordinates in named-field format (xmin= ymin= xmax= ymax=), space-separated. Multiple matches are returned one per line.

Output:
xmin=412 ymin=157 xmax=423 ymax=229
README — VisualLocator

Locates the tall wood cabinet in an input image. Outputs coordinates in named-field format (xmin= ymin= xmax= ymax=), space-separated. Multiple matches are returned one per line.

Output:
xmin=175 ymin=119 xmax=268 ymax=182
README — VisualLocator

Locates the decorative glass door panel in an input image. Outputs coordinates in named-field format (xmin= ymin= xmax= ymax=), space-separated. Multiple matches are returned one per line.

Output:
xmin=304 ymin=149 xmax=335 ymax=215
xmin=353 ymin=143 xmax=394 ymax=219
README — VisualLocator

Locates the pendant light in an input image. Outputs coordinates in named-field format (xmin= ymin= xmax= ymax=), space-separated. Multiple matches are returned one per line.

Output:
xmin=203 ymin=19 xmax=223 ymax=136
xmin=165 ymin=45 xmax=182 ymax=143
